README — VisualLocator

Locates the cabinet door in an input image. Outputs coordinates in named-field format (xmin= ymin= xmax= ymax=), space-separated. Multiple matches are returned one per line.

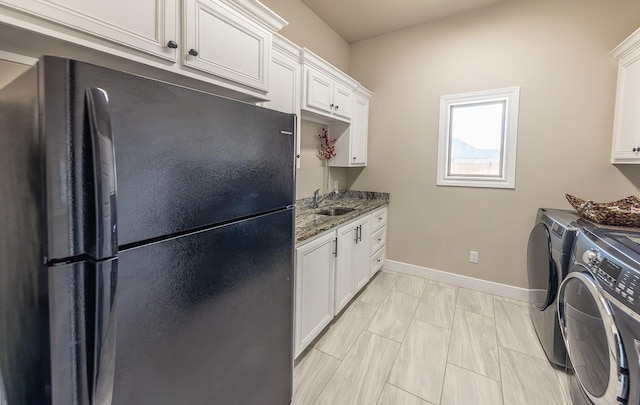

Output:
xmin=295 ymin=232 xmax=335 ymax=357
xmin=354 ymin=216 xmax=372 ymax=291
xmin=262 ymin=49 xmax=301 ymax=168
xmin=184 ymin=0 xmax=270 ymax=91
xmin=332 ymin=83 xmax=352 ymax=120
xmin=335 ymin=222 xmax=356 ymax=314
xmin=306 ymin=68 xmax=334 ymax=114
xmin=350 ymin=95 xmax=369 ymax=165
xmin=612 ymin=57 xmax=640 ymax=162
xmin=0 ymin=0 xmax=178 ymax=61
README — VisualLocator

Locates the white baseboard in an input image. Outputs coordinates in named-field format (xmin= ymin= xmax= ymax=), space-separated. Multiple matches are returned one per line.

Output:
xmin=384 ymin=260 xmax=530 ymax=303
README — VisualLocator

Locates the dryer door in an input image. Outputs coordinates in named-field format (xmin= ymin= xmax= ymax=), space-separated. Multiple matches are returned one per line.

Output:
xmin=527 ymin=223 xmax=557 ymax=310
xmin=558 ymin=269 xmax=628 ymax=404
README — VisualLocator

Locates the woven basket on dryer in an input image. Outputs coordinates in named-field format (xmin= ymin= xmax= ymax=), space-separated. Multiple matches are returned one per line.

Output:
xmin=565 ymin=194 xmax=640 ymax=227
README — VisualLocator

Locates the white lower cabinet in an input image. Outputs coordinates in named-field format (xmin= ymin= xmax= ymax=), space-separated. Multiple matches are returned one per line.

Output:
xmin=334 ymin=215 xmax=371 ymax=313
xmin=353 ymin=215 xmax=372 ymax=291
xmin=294 ymin=232 xmax=335 ymax=358
xmin=334 ymin=222 xmax=356 ymax=314
xmin=370 ymin=207 xmax=388 ymax=276
xmin=295 ymin=209 xmax=384 ymax=358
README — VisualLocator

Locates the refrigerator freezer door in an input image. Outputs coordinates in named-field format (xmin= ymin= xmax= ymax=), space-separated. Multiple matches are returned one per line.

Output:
xmin=42 ymin=57 xmax=295 ymax=259
xmin=112 ymin=209 xmax=294 ymax=404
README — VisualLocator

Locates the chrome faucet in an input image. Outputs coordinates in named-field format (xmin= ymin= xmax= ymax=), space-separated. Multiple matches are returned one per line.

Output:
xmin=313 ymin=188 xmax=331 ymax=208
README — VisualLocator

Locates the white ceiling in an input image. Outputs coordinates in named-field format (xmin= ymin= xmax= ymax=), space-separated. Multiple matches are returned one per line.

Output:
xmin=301 ymin=0 xmax=507 ymax=43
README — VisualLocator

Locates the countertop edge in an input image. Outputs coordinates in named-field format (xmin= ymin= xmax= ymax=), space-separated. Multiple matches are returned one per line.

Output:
xmin=295 ymin=193 xmax=389 ymax=245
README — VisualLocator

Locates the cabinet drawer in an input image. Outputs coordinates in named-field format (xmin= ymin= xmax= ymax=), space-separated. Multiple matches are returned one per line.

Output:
xmin=370 ymin=246 xmax=385 ymax=274
xmin=370 ymin=226 xmax=386 ymax=255
xmin=370 ymin=207 xmax=387 ymax=233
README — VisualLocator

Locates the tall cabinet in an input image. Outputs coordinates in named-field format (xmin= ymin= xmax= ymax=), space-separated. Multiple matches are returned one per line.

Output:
xmin=611 ymin=27 xmax=640 ymax=164
xmin=260 ymin=34 xmax=302 ymax=167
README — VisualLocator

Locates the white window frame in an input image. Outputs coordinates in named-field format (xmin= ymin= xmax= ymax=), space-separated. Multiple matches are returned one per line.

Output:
xmin=436 ymin=86 xmax=520 ymax=189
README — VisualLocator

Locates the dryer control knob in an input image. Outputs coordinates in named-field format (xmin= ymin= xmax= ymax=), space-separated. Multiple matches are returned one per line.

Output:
xmin=583 ymin=250 xmax=600 ymax=267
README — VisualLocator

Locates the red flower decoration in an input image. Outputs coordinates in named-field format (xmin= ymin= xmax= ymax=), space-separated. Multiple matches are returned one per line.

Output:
xmin=318 ymin=128 xmax=336 ymax=160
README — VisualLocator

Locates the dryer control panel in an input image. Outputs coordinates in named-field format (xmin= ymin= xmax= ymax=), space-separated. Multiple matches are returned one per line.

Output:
xmin=578 ymin=234 xmax=640 ymax=314
xmin=589 ymin=253 xmax=640 ymax=311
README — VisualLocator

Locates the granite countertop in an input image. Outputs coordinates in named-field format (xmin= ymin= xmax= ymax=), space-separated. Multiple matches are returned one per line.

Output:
xmin=295 ymin=190 xmax=390 ymax=245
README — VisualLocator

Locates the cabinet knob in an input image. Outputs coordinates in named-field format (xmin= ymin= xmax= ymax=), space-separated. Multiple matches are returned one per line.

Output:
xmin=167 ymin=40 xmax=178 ymax=49
xmin=353 ymin=157 xmax=356 ymax=160
xmin=330 ymin=103 xmax=334 ymax=110
xmin=188 ymin=49 xmax=199 ymax=57
xmin=296 ymin=154 xmax=300 ymax=158
xmin=335 ymin=105 xmax=339 ymax=110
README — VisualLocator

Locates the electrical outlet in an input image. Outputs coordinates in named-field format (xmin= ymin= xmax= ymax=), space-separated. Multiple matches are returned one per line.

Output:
xmin=333 ymin=180 xmax=339 ymax=191
xmin=469 ymin=251 xmax=479 ymax=264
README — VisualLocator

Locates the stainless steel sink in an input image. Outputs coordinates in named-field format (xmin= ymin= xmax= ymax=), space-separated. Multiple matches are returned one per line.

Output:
xmin=317 ymin=207 xmax=355 ymax=216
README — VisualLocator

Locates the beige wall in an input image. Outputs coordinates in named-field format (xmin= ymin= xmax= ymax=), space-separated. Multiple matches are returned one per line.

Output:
xmin=0 ymin=60 xmax=30 ymax=90
xmin=260 ymin=0 xmax=350 ymax=198
xmin=260 ymin=0 xmax=349 ymax=73
xmin=348 ymin=0 xmax=640 ymax=288
xmin=296 ymin=120 xmax=348 ymax=198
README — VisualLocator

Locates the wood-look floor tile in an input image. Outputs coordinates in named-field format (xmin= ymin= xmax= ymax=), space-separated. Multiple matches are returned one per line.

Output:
xmin=555 ymin=367 xmax=572 ymax=405
xmin=494 ymin=298 xmax=547 ymax=360
xmin=414 ymin=282 xmax=457 ymax=329
xmin=447 ymin=309 xmax=500 ymax=380
xmin=500 ymin=347 xmax=567 ymax=405
xmin=392 ymin=274 xmax=427 ymax=297
xmin=292 ymin=349 xmax=340 ymax=405
xmin=388 ymin=320 xmax=450 ymax=404
xmin=314 ymin=331 xmax=400 ymax=405
xmin=430 ymin=280 xmax=459 ymax=290
xmin=367 ymin=291 xmax=420 ymax=342
xmin=493 ymin=295 xmax=533 ymax=308
xmin=440 ymin=363 xmax=503 ymax=405
xmin=357 ymin=271 xmax=399 ymax=307
xmin=456 ymin=287 xmax=494 ymax=317
xmin=314 ymin=300 xmax=378 ymax=359
xmin=377 ymin=384 xmax=433 ymax=405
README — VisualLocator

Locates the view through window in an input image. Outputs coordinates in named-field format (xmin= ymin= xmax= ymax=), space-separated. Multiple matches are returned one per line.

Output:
xmin=437 ymin=87 xmax=519 ymax=189
xmin=448 ymin=101 xmax=506 ymax=177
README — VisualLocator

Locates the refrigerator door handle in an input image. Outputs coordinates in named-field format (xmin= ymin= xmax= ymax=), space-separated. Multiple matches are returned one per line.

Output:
xmin=93 ymin=259 xmax=118 ymax=405
xmin=86 ymin=88 xmax=118 ymax=258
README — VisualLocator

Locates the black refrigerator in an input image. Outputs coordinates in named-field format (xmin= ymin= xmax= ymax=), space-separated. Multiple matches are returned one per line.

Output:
xmin=0 ymin=56 xmax=295 ymax=405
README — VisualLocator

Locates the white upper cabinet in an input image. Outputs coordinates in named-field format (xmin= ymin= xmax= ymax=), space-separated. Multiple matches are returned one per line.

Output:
xmin=0 ymin=0 xmax=179 ymax=61
xmin=329 ymin=86 xmax=373 ymax=167
xmin=611 ymin=27 xmax=640 ymax=164
xmin=184 ymin=0 xmax=270 ymax=91
xmin=0 ymin=0 xmax=287 ymax=99
xmin=260 ymin=34 xmax=301 ymax=167
xmin=301 ymin=48 xmax=357 ymax=124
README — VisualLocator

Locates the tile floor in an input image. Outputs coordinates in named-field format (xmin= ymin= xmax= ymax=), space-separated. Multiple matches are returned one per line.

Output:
xmin=292 ymin=269 xmax=571 ymax=405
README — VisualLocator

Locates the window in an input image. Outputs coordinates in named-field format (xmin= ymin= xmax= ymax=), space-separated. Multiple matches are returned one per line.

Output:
xmin=437 ymin=87 xmax=520 ymax=189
